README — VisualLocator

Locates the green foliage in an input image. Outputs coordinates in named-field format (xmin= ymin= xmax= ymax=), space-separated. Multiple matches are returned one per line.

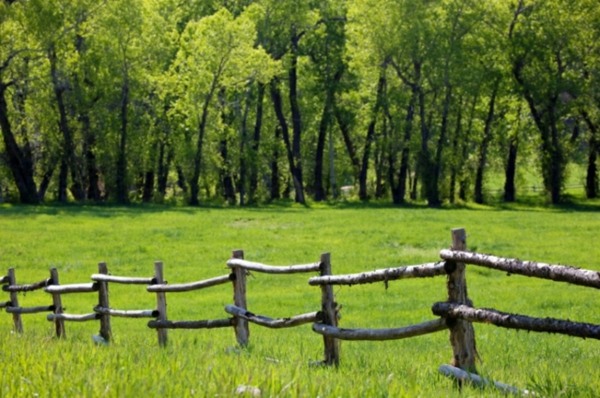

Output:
xmin=0 ymin=204 xmax=599 ymax=396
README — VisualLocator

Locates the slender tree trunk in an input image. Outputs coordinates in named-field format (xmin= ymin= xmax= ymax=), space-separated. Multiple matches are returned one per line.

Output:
xmin=288 ymin=33 xmax=306 ymax=204
xmin=0 ymin=83 xmax=39 ymax=204
xmin=582 ymin=112 xmax=598 ymax=198
xmin=49 ymin=47 xmax=75 ymax=203
xmin=359 ymin=69 xmax=388 ymax=200
xmin=392 ymin=87 xmax=417 ymax=204
xmin=270 ymin=127 xmax=281 ymax=200
xmin=474 ymin=78 xmax=500 ymax=204
xmin=115 ymin=73 xmax=129 ymax=204
xmin=314 ymin=69 xmax=343 ymax=202
xmin=504 ymin=135 xmax=518 ymax=202
xmin=249 ymin=83 xmax=265 ymax=203
xmin=270 ymin=78 xmax=303 ymax=202
xmin=335 ymin=106 xmax=360 ymax=184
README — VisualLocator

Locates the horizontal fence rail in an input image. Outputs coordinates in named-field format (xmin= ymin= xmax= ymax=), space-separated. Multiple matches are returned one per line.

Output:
xmin=147 ymin=274 xmax=231 ymax=293
xmin=308 ymin=262 xmax=447 ymax=286
xmin=432 ymin=302 xmax=600 ymax=340
xmin=440 ymin=249 xmax=600 ymax=288
xmin=225 ymin=305 xmax=319 ymax=329
xmin=91 ymin=274 xmax=156 ymax=285
xmin=312 ymin=318 xmax=448 ymax=341
xmin=227 ymin=258 xmax=321 ymax=274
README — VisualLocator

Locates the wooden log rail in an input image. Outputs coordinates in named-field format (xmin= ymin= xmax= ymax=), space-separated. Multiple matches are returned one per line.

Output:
xmin=225 ymin=304 xmax=319 ymax=329
xmin=440 ymin=249 xmax=600 ymax=289
xmin=227 ymin=258 xmax=321 ymax=274
xmin=91 ymin=274 xmax=156 ymax=285
xmin=47 ymin=313 xmax=100 ymax=322
xmin=147 ymin=274 xmax=231 ymax=293
xmin=45 ymin=283 xmax=98 ymax=294
xmin=94 ymin=306 xmax=158 ymax=319
xmin=6 ymin=305 xmax=54 ymax=314
xmin=308 ymin=262 xmax=447 ymax=286
xmin=148 ymin=318 xmax=233 ymax=329
xmin=2 ymin=278 xmax=51 ymax=292
xmin=0 ymin=275 xmax=9 ymax=284
xmin=432 ymin=303 xmax=600 ymax=340
xmin=312 ymin=318 xmax=448 ymax=341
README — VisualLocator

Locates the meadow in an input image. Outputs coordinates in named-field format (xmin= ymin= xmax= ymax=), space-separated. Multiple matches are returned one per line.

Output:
xmin=0 ymin=200 xmax=599 ymax=397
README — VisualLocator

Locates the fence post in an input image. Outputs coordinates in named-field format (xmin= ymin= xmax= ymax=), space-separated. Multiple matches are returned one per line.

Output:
xmin=154 ymin=261 xmax=168 ymax=347
xmin=49 ymin=268 xmax=65 ymax=338
xmin=446 ymin=228 xmax=477 ymax=373
xmin=319 ymin=252 xmax=339 ymax=366
xmin=231 ymin=249 xmax=249 ymax=347
xmin=98 ymin=262 xmax=112 ymax=342
xmin=7 ymin=268 xmax=23 ymax=334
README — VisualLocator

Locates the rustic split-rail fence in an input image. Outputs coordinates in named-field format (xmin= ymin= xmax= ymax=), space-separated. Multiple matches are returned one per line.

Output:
xmin=2 ymin=228 xmax=599 ymax=393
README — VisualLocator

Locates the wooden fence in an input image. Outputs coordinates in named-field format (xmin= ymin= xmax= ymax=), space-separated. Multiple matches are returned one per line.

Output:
xmin=2 ymin=228 xmax=599 ymax=393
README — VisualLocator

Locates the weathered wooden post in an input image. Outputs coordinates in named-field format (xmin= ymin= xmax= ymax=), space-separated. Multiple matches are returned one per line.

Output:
xmin=7 ymin=268 xmax=23 ymax=334
xmin=319 ymin=252 xmax=339 ymax=366
xmin=97 ymin=262 xmax=112 ymax=342
xmin=445 ymin=228 xmax=477 ymax=373
xmin=154 ymin=261 xmax=168 ymax=347
xmin=48 ymin=268 xmax=66 ymax=338
xmin=231 ymin=250 xmax=249 ymax=346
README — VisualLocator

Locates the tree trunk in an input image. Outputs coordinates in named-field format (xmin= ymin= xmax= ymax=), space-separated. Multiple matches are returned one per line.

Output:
xmin=503 ymin=135 xmax=518 ymax=202
xmin=314 ymin=69 xmax=343 ymax=202
xmin=115 ymin=73 xmax=129 ymax=204
xmin=0 ymin=83 xmax=39 ymax=204
xmin=49 ymin=47 xmax=75 ymax=203
xmin=392 ymin=87 xmax=417 ymax=204
xmin=582 ymin=111 xmax=598 ymax=199
xmin=474 ymin=78 xmax=500 ymax=204
xmin=335 ymin=106 xmax=361 ymax=185
xmin=288 ymin=32 xmax=306 ymax=204
xmin=359 ymin=69 xmax=388 ymax=201
xmin=270 ymin=127 xmax=281 ymax=200
xmin=248 ymin=82 xmax=265 ymax=203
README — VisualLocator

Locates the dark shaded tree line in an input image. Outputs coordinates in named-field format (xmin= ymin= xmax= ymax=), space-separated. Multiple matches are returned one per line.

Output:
xmin=0 ymin=0 xmax=598 ymax=206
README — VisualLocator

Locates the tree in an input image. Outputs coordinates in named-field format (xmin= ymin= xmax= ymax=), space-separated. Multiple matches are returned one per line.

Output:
xmin=169 ymin=7 xmax=276 ymax=206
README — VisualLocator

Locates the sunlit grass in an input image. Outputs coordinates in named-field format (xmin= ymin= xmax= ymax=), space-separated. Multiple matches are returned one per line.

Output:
xmin=0 ymin=202 xmax=599 ymax=397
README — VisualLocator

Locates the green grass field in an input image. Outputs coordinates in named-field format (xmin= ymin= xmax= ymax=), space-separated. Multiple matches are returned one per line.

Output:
xmin=0 ymin=201 xmax=599 ymax=397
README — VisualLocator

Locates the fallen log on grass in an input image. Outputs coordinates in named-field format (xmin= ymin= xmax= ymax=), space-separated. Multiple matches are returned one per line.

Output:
xmin=225 ymin=304 xmax=318 ymax=329
xmin=432 ymin=302 xmax=600 ymax=340
xmin=312 ymin=318 xmax=448 ymax=341
xmin=440 ymin=250 xmax=600 ymax=289
xmin=308 ymin=262 xmax=447 ymax=286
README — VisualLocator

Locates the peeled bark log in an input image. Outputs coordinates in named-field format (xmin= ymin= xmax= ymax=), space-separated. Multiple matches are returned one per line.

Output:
xmin=440 ymin=250 xmax=600 ymax=289
xmin=147 ymin=274 xmax=231 ymax=293
xmin=227 ymin=258 xmax=320 ymax=274
xmin=433 ymin=303 xmax=600 ymax=340
xmin=308 ymin=262 xmax=446 ymax=286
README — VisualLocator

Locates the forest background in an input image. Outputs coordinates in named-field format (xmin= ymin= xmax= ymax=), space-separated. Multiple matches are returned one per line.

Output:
xmin=1 ymin=0 xmax=599 ymax=207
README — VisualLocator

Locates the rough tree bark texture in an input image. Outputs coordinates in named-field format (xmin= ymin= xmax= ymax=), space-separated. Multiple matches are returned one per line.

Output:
xmin=440 ymin=250 xmax=600 ymax=288
xmin=433 ymin=303 xmax=600 ymax=340
xmin=445 ymin=228 xmax=478 ymax=372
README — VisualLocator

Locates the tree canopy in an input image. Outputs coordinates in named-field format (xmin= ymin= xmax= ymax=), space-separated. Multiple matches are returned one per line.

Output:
xmin=1 ymin=0 xmax=598 ymax=205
